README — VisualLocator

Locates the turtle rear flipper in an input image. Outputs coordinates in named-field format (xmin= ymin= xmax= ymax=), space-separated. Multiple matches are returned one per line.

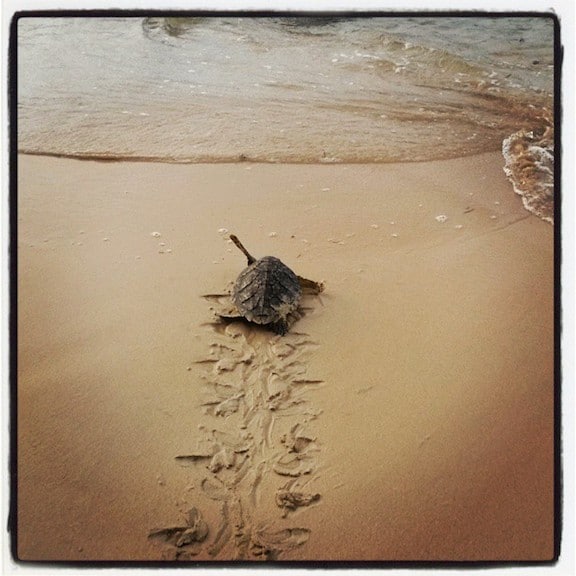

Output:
xmin=271 ymin=319 xmax=289 ymax=336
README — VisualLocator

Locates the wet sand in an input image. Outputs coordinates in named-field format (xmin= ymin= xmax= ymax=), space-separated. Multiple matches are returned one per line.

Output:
xmin=17 ymin=152 xmax=555 ymax=561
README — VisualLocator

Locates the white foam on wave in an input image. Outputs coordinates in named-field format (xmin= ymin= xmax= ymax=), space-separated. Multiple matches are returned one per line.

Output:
xmin=502 ymin=127 xmax=554 ymax=225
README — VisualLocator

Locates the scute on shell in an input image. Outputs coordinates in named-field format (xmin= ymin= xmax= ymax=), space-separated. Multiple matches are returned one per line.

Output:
xmin=232 ymin=256 xmax=302 ymax=327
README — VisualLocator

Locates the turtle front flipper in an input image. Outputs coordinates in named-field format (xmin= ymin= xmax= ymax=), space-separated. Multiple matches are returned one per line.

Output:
xmin=229 ymin=234 xmax=257 ymax=265
xmin=297 ymin=276 xmax=325 ymax=295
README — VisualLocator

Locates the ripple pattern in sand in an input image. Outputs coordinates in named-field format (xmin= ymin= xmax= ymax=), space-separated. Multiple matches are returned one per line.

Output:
xmin=149 ymin=294 xmax=324 ymax=561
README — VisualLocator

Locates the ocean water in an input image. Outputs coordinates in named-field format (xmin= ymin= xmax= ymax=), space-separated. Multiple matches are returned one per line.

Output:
xmin=17 ymin=15 xmax=556 ymax=222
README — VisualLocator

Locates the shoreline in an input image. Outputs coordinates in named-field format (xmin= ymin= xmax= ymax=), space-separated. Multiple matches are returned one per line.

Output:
xmin=17 ymin=152 xmax=554 ymax=561
xmin=16 ymin=143 xmax=512 ymax=166
xmin=17 ymin=147 xmax=555 ymax=227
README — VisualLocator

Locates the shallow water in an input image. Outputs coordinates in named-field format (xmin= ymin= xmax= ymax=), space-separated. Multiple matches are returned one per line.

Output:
xmin=17 ymin=15 xmax=556 ymax=222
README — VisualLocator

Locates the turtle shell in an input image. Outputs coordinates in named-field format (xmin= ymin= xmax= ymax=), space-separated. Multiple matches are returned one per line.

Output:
xmin=232 ymin=256 xmax=302 ymax=332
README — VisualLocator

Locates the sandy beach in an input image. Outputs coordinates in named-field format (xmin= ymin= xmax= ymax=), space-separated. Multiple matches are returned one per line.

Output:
xmin=17 ymin=152 xmax=554 ymax=561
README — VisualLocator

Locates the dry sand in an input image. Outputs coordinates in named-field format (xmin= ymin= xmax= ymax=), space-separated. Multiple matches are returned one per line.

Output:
xmin=17 ymin=152 xmax=554 ymax=561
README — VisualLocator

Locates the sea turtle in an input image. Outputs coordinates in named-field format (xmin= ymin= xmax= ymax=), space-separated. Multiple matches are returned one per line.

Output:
xmin=223 ymin=234 xmax=324 ymax=335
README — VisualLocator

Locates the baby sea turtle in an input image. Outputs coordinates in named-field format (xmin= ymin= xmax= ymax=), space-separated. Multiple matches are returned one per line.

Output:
xmin=227 ymin=234 xmax=324 ymax=335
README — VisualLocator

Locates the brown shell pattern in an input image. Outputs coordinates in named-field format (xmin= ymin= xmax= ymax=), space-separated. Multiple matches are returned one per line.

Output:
xmin=232 ymin=256 xmax=302 ymax=326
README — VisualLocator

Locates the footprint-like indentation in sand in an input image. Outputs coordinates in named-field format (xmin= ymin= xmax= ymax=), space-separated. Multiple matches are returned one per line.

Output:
xmin=148 ymin=507 xmax=209 ymax=559
xmin=276 ymin=485 xmax=321 ymax=517
xmin=149 ymin=287 xmax=324 ymax=560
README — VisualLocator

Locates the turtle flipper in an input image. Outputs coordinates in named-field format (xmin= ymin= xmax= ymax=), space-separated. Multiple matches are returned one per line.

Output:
xmin=297 ymin=276 xmax=325 ymax=295
xmin=229 ymin=234 xmax=257 ymax=265
xmin=270 ymin=319 xmax=289 ymax=336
